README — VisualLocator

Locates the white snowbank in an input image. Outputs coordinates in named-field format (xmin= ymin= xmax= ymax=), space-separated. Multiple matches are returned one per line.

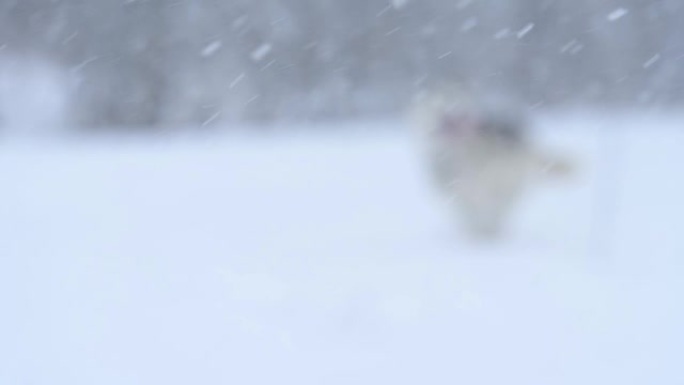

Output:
xmin=0 ymin=115 xmax=682 ymax=384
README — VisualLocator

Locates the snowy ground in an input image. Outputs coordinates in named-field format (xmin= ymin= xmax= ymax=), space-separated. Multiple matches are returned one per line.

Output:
xmin=1 ymin=114 xmax=683 ymax=384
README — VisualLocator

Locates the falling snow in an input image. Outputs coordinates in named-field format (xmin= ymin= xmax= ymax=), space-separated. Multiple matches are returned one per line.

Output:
xmin=245 ymin=94 xmax=260 ymax=106
xmin=391 ymin=0 xmax=409 ymax=10
xmin=377 ymin=5 xmax=392 ymax=17
xmin=494 ymin=28 xmax=511 ymax=39
xmin=607 ymin=8 xmax=630 ymax=21
xmin=70 ymin=56 xmax=100 ymax=73
xmin=250 ymin=43 xmax=273 ymax=62
xmin=461 ymin=17 xmax=478 ymax=32
xmin=517 ymin=23 xmax=534 ymax=39
xmin=2 ymin=1 xmax=684 ymax=383
xmin=232 ymin=15 xmax=249 ymax=30
xmin=200 ymin=111 xmax=221 ymax=127
xmin=385 ymin=27 xmax=401 ymax=36
xmin=561 ymin=40 xmax=584 ymax=55
xmin=456 ymin=0 xmax=473 ymax=10
xmin=201 ymin=41 xmax=223 ymax=57
xmin=229 ymin=73 xmax=246 ymax=89
xmin=643 ymin=54 xmax=661 ymax=68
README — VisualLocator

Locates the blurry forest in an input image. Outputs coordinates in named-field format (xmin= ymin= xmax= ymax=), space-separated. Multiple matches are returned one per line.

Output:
xmin=0 ymin=0 xmax=683 ymax=129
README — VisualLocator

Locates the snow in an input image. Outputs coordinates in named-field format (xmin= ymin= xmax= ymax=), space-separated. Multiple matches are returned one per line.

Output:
xmin=516 ymin=23 xmax=535 ymax=39
xmin=232 ymin=15 xmax=249 ymax=31
xmin=607 ymin=8 xmax=630 ymax=22
xmin=643 ymin=54 xmax=661 ymax=69
xmin=201 ymin=41 xmax=223 ymax=58
xmin=391 ymin=0 xmax=409 ymax=10
xmin=200 ymin=111 xmax=222 ymax=127
xmin=461 ymin=17 xmax=478 ymax=32
xmin=456 ymin=0 xmax=473 ymax=10
xmin=1 ymin=114 xmax=684 ymax=384
xmin=0 ymin=58 xmax=69 ymax=135
xmin=229 ymin=73 xmax=246 ymax=89
xmin=250 ymin=44 xmax=273 ymax=62
xmin=494 ymin=28 xmax=511 ymax=39
xmin=376 ymin=5 xmax=392 ymax=18
xmin=384 ymin=27 xmax=401 ymax=36
xmin=61 ymin=32 xmax=79 ymax=46
xmin=560 ymin=39 xmax=584 ymax=55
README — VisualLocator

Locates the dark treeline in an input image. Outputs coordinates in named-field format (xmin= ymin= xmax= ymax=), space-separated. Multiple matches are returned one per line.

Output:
xmin=1 ymin=0 xmax=682 ymax=128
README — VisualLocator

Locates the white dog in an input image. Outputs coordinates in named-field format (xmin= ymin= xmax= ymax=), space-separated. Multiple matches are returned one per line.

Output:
xmin=412 ymin=91 xmax=572 ymax=239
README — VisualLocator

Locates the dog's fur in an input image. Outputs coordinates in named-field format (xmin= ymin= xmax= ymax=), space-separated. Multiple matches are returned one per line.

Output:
xmin=412 ymin=91 xmax=572 ymax=239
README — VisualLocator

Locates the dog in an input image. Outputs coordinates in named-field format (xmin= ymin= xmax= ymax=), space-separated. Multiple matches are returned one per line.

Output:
xmin=412 ymin=90 xmax=573 ymax=239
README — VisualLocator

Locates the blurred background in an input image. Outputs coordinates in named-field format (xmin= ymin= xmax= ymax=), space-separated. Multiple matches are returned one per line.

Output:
xmin=2 ymin=1 xmax=684 ymax=385
xmin=1 ymin=0 xmax=683 ymax=129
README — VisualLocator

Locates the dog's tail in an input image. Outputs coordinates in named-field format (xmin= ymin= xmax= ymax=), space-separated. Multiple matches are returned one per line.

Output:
xmin=530 ymin=151 xmax=577 ymax=179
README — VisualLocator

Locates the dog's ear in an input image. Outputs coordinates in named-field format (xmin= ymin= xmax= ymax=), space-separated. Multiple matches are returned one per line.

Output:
xmin=439 ymin=111 xmax=479 ymax=137
xmin=533 ymin=153 xmax=576 ymax=178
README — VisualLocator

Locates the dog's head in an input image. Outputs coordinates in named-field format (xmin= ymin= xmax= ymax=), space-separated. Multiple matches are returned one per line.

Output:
xmin=415 ymin=92 xmax=528 ymax=147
